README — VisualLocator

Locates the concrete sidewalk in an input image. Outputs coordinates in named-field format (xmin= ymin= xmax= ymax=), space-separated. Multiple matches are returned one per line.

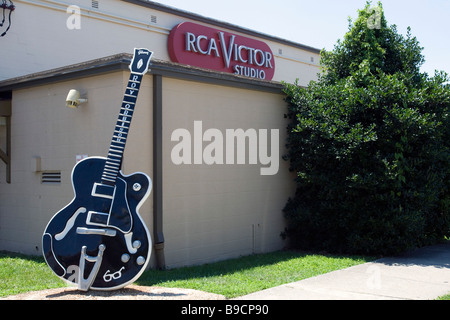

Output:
xmin=236 ymin=242 xmax=450 ymax=300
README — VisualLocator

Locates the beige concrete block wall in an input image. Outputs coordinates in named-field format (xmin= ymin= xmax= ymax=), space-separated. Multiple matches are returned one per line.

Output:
xmin=0 ymin=69 xmax=296 ymax=268
xmin=162 ymin=78 xmax=295 ymax=268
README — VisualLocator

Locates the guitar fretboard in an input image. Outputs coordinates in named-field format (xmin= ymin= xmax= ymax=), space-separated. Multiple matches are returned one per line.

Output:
xmin=101 ymin=73 xmax=143 ymax=186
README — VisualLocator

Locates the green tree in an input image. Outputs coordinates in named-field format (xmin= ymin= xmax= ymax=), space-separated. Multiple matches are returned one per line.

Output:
xmin=282 ymin=1 xmax=450 ymax=255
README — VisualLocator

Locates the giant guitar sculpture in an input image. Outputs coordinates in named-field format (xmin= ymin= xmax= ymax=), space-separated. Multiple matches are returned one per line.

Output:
xmin=43 ymin=48 xmax=153 ymax=291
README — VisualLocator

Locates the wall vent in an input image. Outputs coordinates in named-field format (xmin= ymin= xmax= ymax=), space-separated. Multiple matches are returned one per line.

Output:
xmin=151 ymin=15 xmax=157 ymax=23
xmin=92 ymin=0 xmax=99 ymax=9
xmin=41 ymin=171 xmax=61 ymax=184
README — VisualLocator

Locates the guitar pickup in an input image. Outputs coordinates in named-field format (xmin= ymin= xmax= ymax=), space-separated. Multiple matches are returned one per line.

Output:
xmin=91 ymin=183 xmax=115 ymax=199
xmin=87 ymin=210 xmax=109 ymax=226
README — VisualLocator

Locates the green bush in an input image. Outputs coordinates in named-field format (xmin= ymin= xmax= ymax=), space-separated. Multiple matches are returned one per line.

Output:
xmin=282 ymin=2 xmax=450 ymax=255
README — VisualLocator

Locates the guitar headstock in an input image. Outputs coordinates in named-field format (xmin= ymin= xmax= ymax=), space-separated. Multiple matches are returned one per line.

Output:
xmin=129 ymin=48 xmax=153 ymax=75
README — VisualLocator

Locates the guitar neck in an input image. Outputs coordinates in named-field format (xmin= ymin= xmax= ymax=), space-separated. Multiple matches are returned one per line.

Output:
xmin=101 ymin=72 xmax=144 ymax=185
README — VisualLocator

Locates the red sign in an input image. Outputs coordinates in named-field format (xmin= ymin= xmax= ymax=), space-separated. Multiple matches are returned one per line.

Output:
xmin=168 ymin=22 xmax=275 ymax=81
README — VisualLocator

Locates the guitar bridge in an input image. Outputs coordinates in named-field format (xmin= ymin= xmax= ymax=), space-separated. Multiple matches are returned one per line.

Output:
xmin=76 ymin=227 xmax=116 ymax=237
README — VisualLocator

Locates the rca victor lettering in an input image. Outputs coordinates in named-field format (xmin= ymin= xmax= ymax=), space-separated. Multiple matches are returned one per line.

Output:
xmin=42 ymin=48 xmax=153 ymax=291
xmin=168 ymin=22 xmax=275 ymax=80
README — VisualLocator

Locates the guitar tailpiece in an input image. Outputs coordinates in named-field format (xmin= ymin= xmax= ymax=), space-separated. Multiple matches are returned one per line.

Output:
xmin=77 ymin=244 xmax=105 ymax=291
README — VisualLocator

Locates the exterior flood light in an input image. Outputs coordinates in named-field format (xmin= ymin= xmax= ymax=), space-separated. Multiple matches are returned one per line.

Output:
xmin=66 ymin=89 xmax=87 ymax=108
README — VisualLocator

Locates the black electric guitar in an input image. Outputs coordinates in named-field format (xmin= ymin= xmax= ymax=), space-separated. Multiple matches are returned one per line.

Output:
xmin=42 ymin=48 xmax=153 ymax=291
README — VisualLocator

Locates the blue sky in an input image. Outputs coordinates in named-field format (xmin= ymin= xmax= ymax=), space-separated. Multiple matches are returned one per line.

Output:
xmin=156 ymin=0 xmax=450 ymax=76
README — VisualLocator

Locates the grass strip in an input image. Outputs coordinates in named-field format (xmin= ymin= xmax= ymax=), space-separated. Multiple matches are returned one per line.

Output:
xmin=1 ymin=250 xmax=372 ymax=298
xmin=0 ymin=251 xmax=66 ymax=297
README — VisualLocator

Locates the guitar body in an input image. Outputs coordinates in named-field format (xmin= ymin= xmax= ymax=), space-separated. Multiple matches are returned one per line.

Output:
xmin=43 ymin=157 xmax=152 ymax=290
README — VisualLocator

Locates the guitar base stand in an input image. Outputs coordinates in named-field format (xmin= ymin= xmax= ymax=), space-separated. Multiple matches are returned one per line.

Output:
xmin=78 ymin=244 xmax=105 ymax=291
